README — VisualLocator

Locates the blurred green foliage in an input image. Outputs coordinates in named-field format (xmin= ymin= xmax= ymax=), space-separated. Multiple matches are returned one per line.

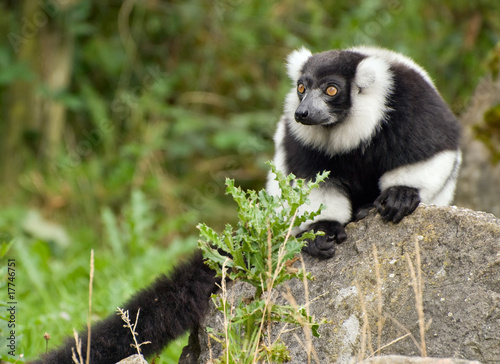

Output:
xmin=0 ymin=0 xmax=499 ymax=362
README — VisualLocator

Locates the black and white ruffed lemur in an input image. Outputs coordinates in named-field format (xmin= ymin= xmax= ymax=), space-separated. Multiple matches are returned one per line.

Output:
xmin=32 ymin=46 xmax=461 ymax=363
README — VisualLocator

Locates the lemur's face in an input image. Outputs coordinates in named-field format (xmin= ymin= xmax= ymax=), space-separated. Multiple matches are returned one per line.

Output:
xmin=294 ymin=51 xmax=364 ymax=127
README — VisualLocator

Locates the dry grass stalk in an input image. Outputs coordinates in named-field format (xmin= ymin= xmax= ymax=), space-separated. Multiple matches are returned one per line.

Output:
xmin=86 ymin=249 xmax=94 ymax=364
xmin=266 ymin=226 xmax=274 ymax=345
xmin=220 ymin=258 xmax=231 ymax=364
xmin=251 ymin=227 xmax=290 ymax=362
xmin=70 ymin=250 xmax=96 ymax=364
xmin=405 ymin=236 xmax=427 ymax=357
xmin=372 ymin=244 xmax=385 ymax=352
xmin=207 ymin=331 xmax=214 ymax=363
xmin=117 ymin=307 xmax=151 ymax=362
xmin=385 ymin=315 xmax=421 ymax=352
xmin=299 ymin=253 xmax=318 ymax=364
xmin=282 ymin=283 xmax=320 ymax=364
xmin=71 ymin=329 xmax=84 ymax=364
xmin=71 ymin=250 xmax=95 ymax=364
xmin=371 ymin=332 xmax=411 ymax=356
xmin=355 ymin=280 xmax=374 ymax=361
xmin=250 ymin=210 xmax=299 ymax=363
xmin=359 ymin=241 xmax=428 ymax=362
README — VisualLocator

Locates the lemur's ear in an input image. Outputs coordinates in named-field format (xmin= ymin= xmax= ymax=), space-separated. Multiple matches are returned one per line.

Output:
xmin=354 ymin=56 xmax=391 ymax=91
xmin=286 ymin=47 xmax=312 ymax=83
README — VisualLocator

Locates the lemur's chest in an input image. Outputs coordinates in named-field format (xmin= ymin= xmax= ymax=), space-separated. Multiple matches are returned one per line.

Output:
xmin=285 ymin=136 xmax=383 ymax=192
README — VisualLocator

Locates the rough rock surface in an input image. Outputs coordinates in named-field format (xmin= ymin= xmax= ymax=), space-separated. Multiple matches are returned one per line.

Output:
xmin=116 ymin=354 xmax=148 ymax=364
xmin=193 ymin=205 xmax=500 ymax=364
xmin=358 ymin=356 xmax=480 ymax=364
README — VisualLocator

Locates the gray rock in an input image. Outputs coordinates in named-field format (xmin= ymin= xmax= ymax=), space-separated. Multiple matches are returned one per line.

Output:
xmin=116 ymin=354 xmax=148 ymax=364
xmin=358 ymin=355 xmax=481 ymax=364
xmin=194 ymin=205 xmax=500 ymax=363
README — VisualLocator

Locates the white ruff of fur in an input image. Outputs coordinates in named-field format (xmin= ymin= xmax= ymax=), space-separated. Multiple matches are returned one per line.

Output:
xmin=379 ymin=150 xmax=462 ymax=205
xmin=284 ymin=53 xmax=394 ymax=156
xmin=286 ymin=47 xmax=313 ymax=83
xmin=266 ymin=118 xmax=287 ymax=196
xmin=350 ymin=45 xmax=436 ymax=90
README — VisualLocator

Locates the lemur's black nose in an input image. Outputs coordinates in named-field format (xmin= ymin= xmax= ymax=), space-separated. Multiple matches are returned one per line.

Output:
xmin=295 ymin=109 xmax=309 ymax=121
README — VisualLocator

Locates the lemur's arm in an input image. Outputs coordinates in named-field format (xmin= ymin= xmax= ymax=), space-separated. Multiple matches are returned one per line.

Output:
xmin=376 ymin=150 xmax=462 ymax=222
xmin=31 ymin=252 xmax=218 ymax=364
xmin=295 ymin=185 xmax=351 ymax=259
xmin=267 ymin=167 xmax=351 ymax=260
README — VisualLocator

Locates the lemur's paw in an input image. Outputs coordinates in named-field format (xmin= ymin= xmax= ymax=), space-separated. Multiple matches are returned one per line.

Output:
xmin=301 ymin=220 xmax=346 ymax=259
xmin=354 ymin=204 xmax=375 ymax=221
xmin=374 ymin=186 xmax=420 ymax=223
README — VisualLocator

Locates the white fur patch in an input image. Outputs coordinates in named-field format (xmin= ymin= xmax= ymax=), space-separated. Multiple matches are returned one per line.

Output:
xmin=379 ymin=150 xmax=462 ymax=205
xmin=286 ymin=47 xmax=312 ymax=83
xmin=354 ymin=58 xmax=378 ymax=89
xmin=349 ymin=45 xmax=436 ymax=89
xmin=284 ymin=54 xmax=394 ymax=156
xmin=283 ymin=88 xmax=300 ymax=121
xmin=294 ymin=185 xmax=352 ymax=234
xmin=266 ymin=118 xmax=287 ymax=197
xmin=431 ymin=151 xmax=462 ymax=205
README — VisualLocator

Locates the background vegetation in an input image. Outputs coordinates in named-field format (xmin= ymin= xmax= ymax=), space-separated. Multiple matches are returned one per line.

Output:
xmin=0 ymin=0 xmax=499 ymax=362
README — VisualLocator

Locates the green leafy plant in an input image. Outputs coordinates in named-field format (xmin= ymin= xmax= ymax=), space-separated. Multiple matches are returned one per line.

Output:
xmin=198 ymin=164 xmax=328 ymax=363
xmin=101 ymin=189 xmax=156 ymax=258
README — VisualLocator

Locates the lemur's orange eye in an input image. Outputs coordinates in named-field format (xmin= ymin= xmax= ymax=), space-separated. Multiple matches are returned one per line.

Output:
xmin=326 ymin=86 xmax=338 ymax=96
xmin=297 ymin=83 xmax=305 ymax=94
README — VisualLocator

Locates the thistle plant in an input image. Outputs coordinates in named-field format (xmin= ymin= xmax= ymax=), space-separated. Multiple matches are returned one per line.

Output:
xmin=197 ymin=164 xmax=328 ymax=363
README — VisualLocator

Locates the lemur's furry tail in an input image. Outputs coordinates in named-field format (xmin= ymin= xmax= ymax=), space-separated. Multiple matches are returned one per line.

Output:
xmin=31 ymin=251 xmax=218 ymax=364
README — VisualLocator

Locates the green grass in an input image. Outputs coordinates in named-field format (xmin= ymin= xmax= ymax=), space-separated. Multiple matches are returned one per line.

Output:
xmin=0 ymin=192 xmax=198 ymax=363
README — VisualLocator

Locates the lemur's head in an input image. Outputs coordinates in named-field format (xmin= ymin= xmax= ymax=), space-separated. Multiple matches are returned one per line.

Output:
xmin=286 ymin=47 xmax=391 ymax=128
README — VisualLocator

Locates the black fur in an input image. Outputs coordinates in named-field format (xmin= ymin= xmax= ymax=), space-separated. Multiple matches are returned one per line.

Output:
xmin=280 ymin=49 xmax=461 ymax=258
xmin=301 ymin=220 xmax=346 ymax=259
xmin=283 ymin=62 xmax=460 ymax=209
xmin=374 ymin=186 xmax=420 ymax=223
xmin=32 ymin=252 xmax=218 ymax=364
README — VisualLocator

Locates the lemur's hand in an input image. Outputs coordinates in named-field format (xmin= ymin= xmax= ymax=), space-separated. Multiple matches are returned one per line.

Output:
xmin=375 ymin=186 xmax=420 ymax=223
xmin=301 ymin=220 xmax=346 ymax=259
